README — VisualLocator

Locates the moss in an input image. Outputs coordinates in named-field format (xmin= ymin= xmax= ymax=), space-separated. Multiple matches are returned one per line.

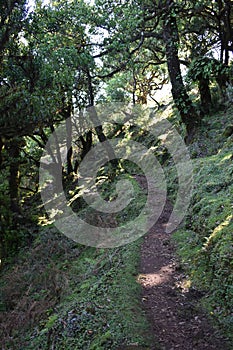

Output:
xmin=20 ymin=239 xmax=153 ymax=350
xmin=172 ymin=105 xmax=233 ymax=340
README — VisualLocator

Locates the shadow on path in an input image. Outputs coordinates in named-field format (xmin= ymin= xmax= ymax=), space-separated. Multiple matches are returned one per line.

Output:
xmin=136 ymin=176 xmax=229 ymax=350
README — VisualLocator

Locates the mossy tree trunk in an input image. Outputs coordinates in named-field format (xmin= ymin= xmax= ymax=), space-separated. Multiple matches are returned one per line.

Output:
xmin=8 ymin=138 xmax=21 ymax=214
xmin=198 ymin=77 xmax=212 ymax=114
xmin=65 ymin=105 xmax=73 ymax=176
xmin=87 ymin=68 xmax=117 ymax=167
xmin=0 ymin=137 xmax=3 ymax=168
xmin=163 ymin=6 xmax=200 ymax=142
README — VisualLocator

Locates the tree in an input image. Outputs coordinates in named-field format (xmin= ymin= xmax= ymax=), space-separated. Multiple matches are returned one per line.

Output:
xmin=0 ymin=0 xmax=232 ymax=259
xmin=0 ymin=0 xmax=27 ymax=57
xmin=0 ymin=0 xmax=97 ymax=257
xmin=161 ymin=0 xmax=200 ymax=139
xmin=216 ymin=0 xmax=233 ymax=65
xmin=91 ymin=0 xmax=201 ymax=140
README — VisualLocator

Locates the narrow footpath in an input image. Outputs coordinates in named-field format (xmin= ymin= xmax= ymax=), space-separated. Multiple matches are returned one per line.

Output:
xmin=135 ymin=175 xmax=229 ymax=350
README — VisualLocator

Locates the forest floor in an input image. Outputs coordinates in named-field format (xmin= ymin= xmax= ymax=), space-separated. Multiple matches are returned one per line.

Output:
xmin=135 ymin=174 xmax=230 ymax=350
xmin=1 ymin=106 xmax=232 ymax=349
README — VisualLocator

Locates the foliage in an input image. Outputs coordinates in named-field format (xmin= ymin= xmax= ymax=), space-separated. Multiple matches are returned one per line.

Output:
xmin=187 ymin=57 xmax=228 ymax=82
xmin=0 ymin=226 xmax=154 ymax=349
xmin=0 ymin=0 xmax=233 ymax=347
xmin=172 ymin=106 xmax=233 ymax=340
xmin=26 ymin=242 xmax=153 ymax=350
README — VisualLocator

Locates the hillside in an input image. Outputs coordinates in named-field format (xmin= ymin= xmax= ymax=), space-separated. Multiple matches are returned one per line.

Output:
xmin=172 ymin=105 xmax=233 ymax=340
xmin=1 ymin=1 xmax=233 ymax=349
xmin=0 ymin=103 xmax=232 ymax=349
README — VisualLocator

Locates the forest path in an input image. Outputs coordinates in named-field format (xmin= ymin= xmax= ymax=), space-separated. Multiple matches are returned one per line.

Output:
xmin=134 ymin=174 xmax=229 ymax=350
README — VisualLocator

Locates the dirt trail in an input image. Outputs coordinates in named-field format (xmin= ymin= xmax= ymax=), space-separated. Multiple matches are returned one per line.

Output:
xmin=135 ymin=175 xmax=229 ymax=350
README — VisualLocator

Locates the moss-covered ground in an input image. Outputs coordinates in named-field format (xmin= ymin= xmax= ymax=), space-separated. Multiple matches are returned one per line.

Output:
xmin=169 ymin=106 xmax=233 ymax=340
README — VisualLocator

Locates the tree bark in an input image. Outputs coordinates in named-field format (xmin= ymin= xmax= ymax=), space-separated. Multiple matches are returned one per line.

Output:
xmin=0 ymin=137 xmax=3 ymax=168
xmin=65 ymin=106 xmax=73 ymax=175
xmin=217 ymin=0 xmax=232 ymax=65
xmin=79 ymin=131 xmax=93 ymax=161
xmin=88 ymin=107 xmax=117 ymax=165
xmin=8 ymin=139 xmax=21 ymax=214
xmin=162 ymin=4 xmax=200 ymax=142
xmin=198 ymin=77 xmax=212 ymax=114
xmin=86 ymin=68 xmax=117 ymax=164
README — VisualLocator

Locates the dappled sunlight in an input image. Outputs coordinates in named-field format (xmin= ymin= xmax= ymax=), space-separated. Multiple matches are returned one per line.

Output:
xmin=175 ymin=278 xmax=192 ymax=294
xmin=204 ymin=214 xmax=233 ymax=248
xmin=38 ymin=215 xmax=54 ymax=226
xmin=137 ymin=264 xmax=173 ymax=287
xmin=220 ymin=153 xmax=233 ymax=162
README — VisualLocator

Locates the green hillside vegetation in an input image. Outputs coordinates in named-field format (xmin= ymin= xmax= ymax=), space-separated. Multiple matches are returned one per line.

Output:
xmin=0 ymin=0 xmax=233 ymax=348
xmin=0 ymin=160 xmax=154 ymax=348
xmin=172 ymin=106 xmax=233 ymax=338
xmin=1 ymin=230 xmax=152 ymax=349
xmin=0 ymin=101 xmax=232 ymax=349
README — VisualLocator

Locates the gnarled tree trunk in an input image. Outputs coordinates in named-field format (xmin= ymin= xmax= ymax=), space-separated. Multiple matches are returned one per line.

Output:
xmin=8 ymin=138 xmax=21 ymax=214
xmin=198 ymin=77 xmax=212 ymax=114
xmin=162 ymin=4 xmax=200 ymax=142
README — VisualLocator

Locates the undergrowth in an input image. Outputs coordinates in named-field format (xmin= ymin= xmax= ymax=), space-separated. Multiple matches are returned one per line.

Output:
xmin=24 ymin=241 xmax=153 ymax=349
xmin=0 ymin=226 xmax=154 ymax=349
xmin=170 ymin=106 xmax=233 ymax=340
xmin=1 ymin=101 xmax=232 ymax=349
xmin=0 ymin=165 xmax=155 ymax=349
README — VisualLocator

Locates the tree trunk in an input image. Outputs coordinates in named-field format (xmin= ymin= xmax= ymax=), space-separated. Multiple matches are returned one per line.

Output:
xmin=8 ymin=139 xmax=21 ymax=214
xmin=79 ymin=131 xmax=93 ymax=161
xmin=0 ymin=137 xmax=3 ymax=168
xmin=88 ymin=107 xmax=118 ymax=167
xmin=217 ymin=0 xmax=232 ymax=65
xmin=65 ymin=106 xmax=73 ymax=175
xmin=198 ymin=77 xmax=212 ymax=114
xmin=86 ymin=68 xmax=117 ymax=165
xmin=216 ymin=70 xmax=229 ymax=103
xmin=162 ymin=5 xmax=199 ymax=142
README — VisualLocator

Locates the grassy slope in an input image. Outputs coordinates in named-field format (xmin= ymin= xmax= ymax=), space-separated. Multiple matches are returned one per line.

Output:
xmin=0 ymin=103 xmax=232 ymax=349
xmin=0 ymin=228 xmax=155 ymax=349
xmin=0 ymin=174 xmax=155 ymax=349
xmin=170 ymin=105 xmax=233 ymax=340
